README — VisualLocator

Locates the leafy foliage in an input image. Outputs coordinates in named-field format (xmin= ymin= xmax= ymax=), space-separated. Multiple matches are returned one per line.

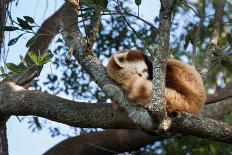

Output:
xmin=0 ymin=50 xmax=53 ymax=78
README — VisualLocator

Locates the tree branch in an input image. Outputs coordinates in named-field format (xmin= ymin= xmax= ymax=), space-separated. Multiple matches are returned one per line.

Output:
xmin=0 ymin=0 xmax=10 ymax=58
xmin=206 ymin=81 xmax=232 ymax=105
xmin=44 ymin=129 xmax=159 ymax=155
xmin=60 ymin=3 xmax=156 ymax=131
xmin=0 ymin=1 xmax=11 ymax=154
xmin=171 ymin=112 xmax=232 ymax=143
xmin=0 ymin=82 xmax=134 ymax=129
xmin=0 ymin=119 xmax=8 ymax=155
xmin=147 ymin=0 xmax=179 ymax=131
xmin=0 ymin=81 xmax=232 ymax=144
xmin=0 ymin=0 xmax=8 ymax=43
xmin=200 ymin=0 xmax=226 ymax=80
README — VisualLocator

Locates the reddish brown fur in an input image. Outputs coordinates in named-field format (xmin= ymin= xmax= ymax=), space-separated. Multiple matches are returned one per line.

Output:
xmin=106 ymin=50 xmax=206 ymax=113
xmin=126 ymin=50 xmax=146 ymax=61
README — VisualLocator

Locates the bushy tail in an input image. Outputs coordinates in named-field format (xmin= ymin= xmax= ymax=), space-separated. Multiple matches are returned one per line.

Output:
xmin=165 ymin=59 xmax=207 ymax=113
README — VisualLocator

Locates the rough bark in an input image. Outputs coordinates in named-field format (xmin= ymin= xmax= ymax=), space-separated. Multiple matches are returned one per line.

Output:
xmin=147 ymin=0 xmax=179 ymax=131
xmin=0 ymin=82 xmax=134 ymax=129
xmin=0 ymin=81 xmax=232 ymax=144
xmin=44 ymin=129 xmax=159 ymax=155
xmin=0 ymin=0 xmax=9 ymax=51
xmin=0 ymin=119 xmax=8 ymax=155
xmin=0 ymin=1 xmax=10 ymax=154
xmin=171 ymin=112 xmax=232 ymax=143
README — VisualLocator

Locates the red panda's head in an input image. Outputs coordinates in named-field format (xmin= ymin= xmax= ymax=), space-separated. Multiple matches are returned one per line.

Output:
xmin=106 ymin=50 xmax=153 ymax=84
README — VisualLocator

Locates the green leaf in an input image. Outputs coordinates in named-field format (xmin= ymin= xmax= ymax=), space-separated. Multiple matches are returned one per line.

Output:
xmin=39 ymin=50 xmax=53 ymax=65
xmin=2 ymin=26 xmax=19 ymax=31
xmin=17 ymin=17 xmax=32 ymax=30
xmin=23 ymin=16 xmax=35 ymax=23
xmin=26 ymin=36 xmax=37 ymax=48
xmin=28 ymin=51 xmax=38 ymax=65
xmin=40 ymin=59 xmax=51 ymax=65
xmin=8 ymin=34 xmax=24 ymax=46
xmin=0 ymin=73 xmax=8 ymax=77
xmin=6 ymin=63 xmax=22 ymax=73
xmin=42 ymin=49 xmax=54 ymax=60
xmin=135 ymin=0 xmax=142 ymax=6
xmin=20 ymin=55 xmax=28 ymax=67
xmin=37 ymin=56 xmax=43 ymax=64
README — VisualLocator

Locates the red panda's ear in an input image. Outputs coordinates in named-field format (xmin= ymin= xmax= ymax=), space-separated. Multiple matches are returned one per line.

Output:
xmin=113 ymin=52 xmax=128 ymax=68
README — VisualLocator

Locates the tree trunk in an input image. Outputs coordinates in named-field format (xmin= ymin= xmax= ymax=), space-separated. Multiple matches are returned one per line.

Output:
xmin=0 ymin=119 xmax=8 ymax=155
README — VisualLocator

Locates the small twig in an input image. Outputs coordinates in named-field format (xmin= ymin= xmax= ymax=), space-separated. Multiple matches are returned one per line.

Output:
xmin=114 ymin=0 xmax=153 ymax=56
xmin=80 ymin=5 xmax=89 ymax=44
xmin=192 ymin=20 xmax=203 ymax=66
xmin=182 ymin=0 xmax=199 ymax=18
xmin=101 ymin=12 xmax=158 ymax=33
xmin=88 ymin=142 xmax=119 ymax=154
xmin=87 ymin=9 xmax=101 ymax=48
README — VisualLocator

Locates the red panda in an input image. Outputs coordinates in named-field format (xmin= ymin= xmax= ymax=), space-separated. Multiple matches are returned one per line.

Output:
xmin=106 ymin=50 xmax=207 ymax=113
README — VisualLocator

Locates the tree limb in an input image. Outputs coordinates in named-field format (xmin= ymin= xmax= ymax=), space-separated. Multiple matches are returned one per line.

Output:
xmin=206 ymin=81 xmax=232 ymax=105
xmin=0 ymin=119 xmax=8 ymax=155
xmin=147 ymin=0 xmax=180 ymax=131
xmin=0 ymin=82 xmax=134 ymax=129
xmin=0 ymin=1 xmax=11 ymax=154
xmin=0 ymin=0 xmax=7 ymax=45
xmin=0 ymin=0 xmax=10 ymax=58
xmin=44 ymin=129 xmax=159 ymax=155
xmin=0 ymin=81 xmax=232 ymax=144
xmin=200 ymin=0 xmax=226 ymax=80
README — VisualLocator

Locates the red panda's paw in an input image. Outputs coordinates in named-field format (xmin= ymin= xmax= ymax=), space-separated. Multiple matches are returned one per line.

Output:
xmin=126 ymin=76 xmax=152 ymax=106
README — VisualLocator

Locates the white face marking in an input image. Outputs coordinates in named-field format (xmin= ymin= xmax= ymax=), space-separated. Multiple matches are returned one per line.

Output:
xmin=126 ymin=60 xmax=148 ymax=80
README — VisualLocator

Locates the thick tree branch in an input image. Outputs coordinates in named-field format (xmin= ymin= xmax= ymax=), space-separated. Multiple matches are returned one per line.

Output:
xmin=0 ymin=119 xmax=8 ymax=155
xmin=200 ymin=0 xmax=225 ymax=80
xmin=0 ymin=82 xmax=133 ymax=129
xmin=0 ymin=81 xmax=232 ymax=144
xmin=60 ymin=3 xmax=156 ymax=131
xmin=171 ymin=112 xmax=232 ymax=143
xmin=44 ymin=129 xmax=159 ymax=155
xmin=0 ymin=1 xmax=10 ymax=154
xmin=0 ymin=0 xmax=10 ymax=58
xmin=147 ymin=0 xmax=179 ymax=131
